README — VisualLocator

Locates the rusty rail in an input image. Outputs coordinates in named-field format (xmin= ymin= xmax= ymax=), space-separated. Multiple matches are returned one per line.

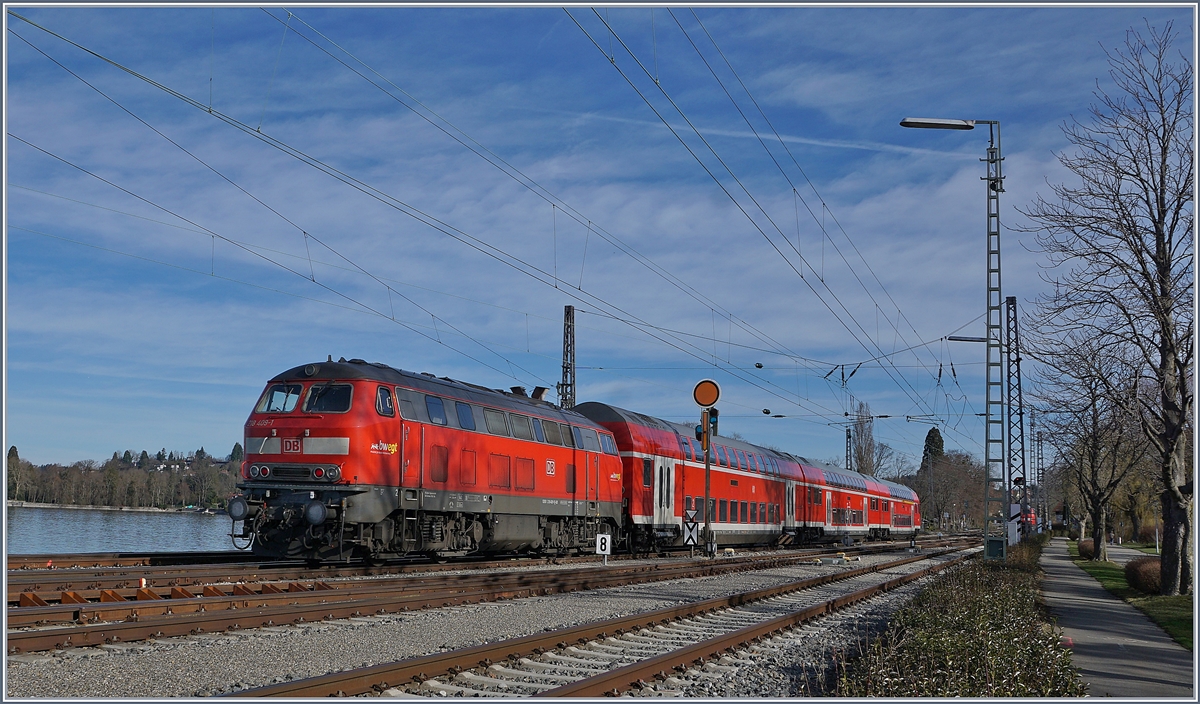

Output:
xmin=224 ymin=547 xmax=970 ymax=697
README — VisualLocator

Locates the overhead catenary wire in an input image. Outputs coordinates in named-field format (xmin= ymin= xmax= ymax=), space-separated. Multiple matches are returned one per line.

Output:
xmin=10 ymin=11 xmax=983 ymax=451
xmin=572 ymin=10 xmax=954 ymax=431
xmin=264 ymin=8 xmax=811 ymax=369
xmin=9 ymin=14 xmax=845 ymax=424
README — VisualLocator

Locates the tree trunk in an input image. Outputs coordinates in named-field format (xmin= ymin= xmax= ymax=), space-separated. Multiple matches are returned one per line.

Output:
xmin=1161 ymin=488 xmax=1192 ymax=594
xmin=1090 ymin=505 xmax=1108 ymax=561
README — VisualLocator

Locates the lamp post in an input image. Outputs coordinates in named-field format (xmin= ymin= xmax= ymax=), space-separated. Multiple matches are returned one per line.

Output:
xmin=902 ymin=116 xmax=1006 ymax=560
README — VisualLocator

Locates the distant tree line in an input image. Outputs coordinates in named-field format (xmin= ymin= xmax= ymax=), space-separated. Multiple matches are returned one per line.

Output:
xmin=7 ymin=443 xmax=244 ymax=509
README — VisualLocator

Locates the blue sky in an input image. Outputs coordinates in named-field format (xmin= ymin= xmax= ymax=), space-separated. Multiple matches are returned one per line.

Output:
xmin=4 ymin=4 xmax=1194 ymax=469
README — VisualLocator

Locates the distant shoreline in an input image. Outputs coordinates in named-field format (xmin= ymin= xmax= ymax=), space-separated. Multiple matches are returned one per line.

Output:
xmin=6 ymin=501 xmax=224 ymax=515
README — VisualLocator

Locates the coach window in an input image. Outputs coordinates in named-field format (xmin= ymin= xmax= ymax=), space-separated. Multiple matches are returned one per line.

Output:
xmin=642 ymin=458 xmax=653 ymax=488
xmin=531 ymin=418 xmax=546 ymax=442
xmin=425 ymin=396 xmax=447 ymax=425
xmin=871 ymin=498 xmax=879 ymax=511
xmin=679 ymin=437 xmax=693 ymax=461
xmin=685 ymin=496 xmax=693 ymax=511
xmin=510 ymin=414 xmax=534 ymax=441
xmin=740 ymin=501 xmax=749 ymax=523
xmin=883 ymin=500 xmax=890 ymax=512
xmin=542 ymin=420 xmax=563 ymax=445
xmin=560 ymin=423 xmax=576 ymax=448
xmin=484 ymin=409 xmax=509 ymax=436
xmin=455 ymin=402 xmax=476 ymax=431
xmin=750 ymin=502 xmax=758 ymax=523
xmin=257 ymin=383 xmax=303 ymax=413
xmin=375 ymin=386 xmax=395 ymax=417
xmin=715 ymin=445 xmax=728 ymax=467
xmin=768 ymin=504 xmax=775 ymax=523
xmin=759 ymin=502 xmax=766 ymax=523
xmin=719 ymin=499 xmax=728 ymax=522
xmin=738 ymin=450 xmax=749 ymax=471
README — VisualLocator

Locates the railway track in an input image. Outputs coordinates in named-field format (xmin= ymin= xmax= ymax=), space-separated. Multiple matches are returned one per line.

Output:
xmin=7 ymin=539 xmax=956 ymax=604
xmin=225 ymin=546 xmax=975 ymax=697
xmin=8 ymin=542 xmax=974 ymax=654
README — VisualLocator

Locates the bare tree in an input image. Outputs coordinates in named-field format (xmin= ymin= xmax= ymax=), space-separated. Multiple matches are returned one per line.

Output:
xmin=1020 ymin=22 xmax=1193 ymax=593
xmin=1032 ymin=343 xmax=1151 ymax=560
xmin=852 ymin=401 xmax=877 ymax=476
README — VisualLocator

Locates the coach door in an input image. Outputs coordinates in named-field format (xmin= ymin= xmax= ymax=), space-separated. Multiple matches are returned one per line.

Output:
xmin=653 ymin=458 xmax=674 ymax=528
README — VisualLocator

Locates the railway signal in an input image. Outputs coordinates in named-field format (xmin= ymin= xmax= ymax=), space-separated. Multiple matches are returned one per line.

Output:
xmin=693 ymin=380 xmax=720 ymax=558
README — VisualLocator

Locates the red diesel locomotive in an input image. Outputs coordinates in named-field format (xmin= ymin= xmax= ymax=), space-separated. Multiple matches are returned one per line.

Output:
xmin=227 ymin=358 xmax=920 ymax=560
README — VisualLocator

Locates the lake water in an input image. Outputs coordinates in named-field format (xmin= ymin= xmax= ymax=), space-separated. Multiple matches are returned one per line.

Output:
xmin=5 ymin=506 xmax=241 ymax=554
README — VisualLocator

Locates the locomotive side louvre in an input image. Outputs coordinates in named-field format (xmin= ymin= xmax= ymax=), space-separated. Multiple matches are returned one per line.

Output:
xmin=233 ymin=360 xmax=623 ymax=560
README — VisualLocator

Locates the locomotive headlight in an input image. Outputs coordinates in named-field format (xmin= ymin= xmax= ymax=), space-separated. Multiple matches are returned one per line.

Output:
xmin=304 ymin=500 xmax=328 ymax=526
xmin=327 ymin=466 xmax=341 ymax=482
xmin=250 ymin=465 xmax=261 ymax=478
xmin=227 ymin=496 xmax=251 ymax=522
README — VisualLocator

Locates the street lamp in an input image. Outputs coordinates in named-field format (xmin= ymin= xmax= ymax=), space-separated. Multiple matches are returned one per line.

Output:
xmin=902 ymin=116 xmax=1006 ymax=560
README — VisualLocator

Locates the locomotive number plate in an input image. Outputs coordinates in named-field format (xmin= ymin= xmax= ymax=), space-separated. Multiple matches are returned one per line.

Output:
xmin=282 ymin=438 xmax=301 ymax=453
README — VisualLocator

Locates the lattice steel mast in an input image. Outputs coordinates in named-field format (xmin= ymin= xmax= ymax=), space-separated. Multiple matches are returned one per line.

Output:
xmin=1005 ymin=295 xmax=1028 ymax=539
xmin=982 ymin=122 xmax=1007 ymax=558
xmin=557 ymin=305 xmax=576 ymax=409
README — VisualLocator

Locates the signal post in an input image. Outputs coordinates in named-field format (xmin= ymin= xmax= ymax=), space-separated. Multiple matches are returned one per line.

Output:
xmin=693 ymin=380 xmax=720 ymax=558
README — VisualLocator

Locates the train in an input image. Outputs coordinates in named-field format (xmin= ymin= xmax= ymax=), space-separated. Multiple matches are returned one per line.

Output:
xmin=226 ymin=358 xmax=921 ymax=560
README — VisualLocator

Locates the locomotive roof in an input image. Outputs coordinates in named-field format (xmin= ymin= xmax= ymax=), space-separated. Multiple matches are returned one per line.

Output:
xmin=269 ymin=359 xmax=598 ymax=427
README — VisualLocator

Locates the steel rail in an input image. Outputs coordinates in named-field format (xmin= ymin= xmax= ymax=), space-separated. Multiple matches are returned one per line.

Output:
xmin=537 ymin=552 xmax=973 ymax=696
xmin=6 ymin=553 xmax=803 ymax=627
xmin=10 ymin=547 xmax=885 ymax=652
xmin=223 ymin=547 xmax=969 ymax=697
xmin=8 ymin=539 xmax=951 ymax=605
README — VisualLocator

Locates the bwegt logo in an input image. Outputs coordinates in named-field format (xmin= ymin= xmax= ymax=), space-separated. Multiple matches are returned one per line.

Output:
xmin=370 ymin=441 xmax=398 ymax=454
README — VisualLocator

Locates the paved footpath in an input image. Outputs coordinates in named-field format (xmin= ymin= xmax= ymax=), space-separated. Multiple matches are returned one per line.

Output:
xmin=1040 ymin=537 xmax=1195 ymax=699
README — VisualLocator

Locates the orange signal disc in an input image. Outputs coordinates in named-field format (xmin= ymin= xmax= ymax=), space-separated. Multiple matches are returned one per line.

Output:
xmin=693 ymin=379 xmax=720 ymax=407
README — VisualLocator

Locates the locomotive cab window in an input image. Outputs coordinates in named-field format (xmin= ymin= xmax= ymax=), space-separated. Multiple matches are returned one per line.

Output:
xmin=425 ymin=396 xmax=447 ymax=425
xmin=257 ymin=384 xmax=302 ymax=413
xmin=580 ymin=428 xmax=601 ymax=452
xmin=303 ymin=383 xmax=352 ymax=413
xmin=455 ymin=402 xmax=476 ymax=431
xmin=600 ymin=433 xmax=618 ymax=455
xmin=376 ymin=386 xmax=395 ymax=417
xmin=571 ymin=426 xmax=585 ymax=448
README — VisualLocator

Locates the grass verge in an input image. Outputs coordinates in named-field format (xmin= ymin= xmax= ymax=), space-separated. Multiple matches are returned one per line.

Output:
xmin=1069 ymin=541 xmax=1193 ymax=651
xmin=832 ymin=540 xmax=1085 ymax=697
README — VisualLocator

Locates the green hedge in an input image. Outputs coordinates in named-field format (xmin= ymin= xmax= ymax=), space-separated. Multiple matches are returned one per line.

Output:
xmin=834 ymin=544 xmax=1085 ymax=697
